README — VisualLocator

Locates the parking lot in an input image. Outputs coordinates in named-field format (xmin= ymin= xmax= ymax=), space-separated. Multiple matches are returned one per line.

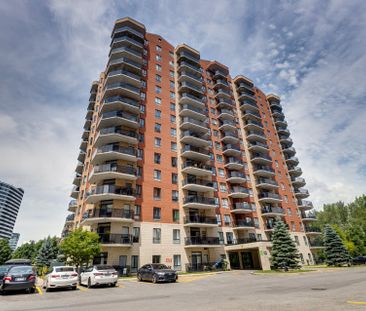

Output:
xmin=1 ymin=267 xmax=366 ymax=311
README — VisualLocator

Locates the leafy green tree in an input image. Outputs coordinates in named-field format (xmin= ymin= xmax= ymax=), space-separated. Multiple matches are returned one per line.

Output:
xmin=270 ymin=221 xmax=300 ymax=270
xmin=323 ymin=225 xmax=350 ymax=266
xmin=35 ymin=236 xmax=59 ymax=268
xmin=0 ymin=239 xmax=12 ymax=264
xmin=12 ymin=241 xmax=38 ymax=262
xmin=60 ymin=229 xmax=100 ymax=273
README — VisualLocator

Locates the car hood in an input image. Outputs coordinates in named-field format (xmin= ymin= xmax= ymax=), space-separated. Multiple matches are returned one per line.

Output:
xmin=155 ymin=269 xmax=176 ymax=273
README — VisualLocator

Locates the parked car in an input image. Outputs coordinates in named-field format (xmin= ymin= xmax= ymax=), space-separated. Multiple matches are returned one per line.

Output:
xmin=352 ymin=256 xmax=366 ymax=265
xmin=43 ymin=266 xmax=78 ymax=291
xmin=0 ymin=265 xmax=36 ymax=294
xmin=137 ymin=264 xmax=178 ymax=283
xmin=5 ymin=259 xmax=32 ymax=266
xmin=80 ymin=265 xmax=118 ymax=288
xmin=0 ymin=265 xmax=10 ymax=290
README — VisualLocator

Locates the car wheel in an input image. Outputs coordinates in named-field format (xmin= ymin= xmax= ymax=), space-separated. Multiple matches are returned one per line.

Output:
xmin=137 ymin=273 xmax=142 ymax=282
xmin=72 ymin=286 xmax=77 ymax=290
xmin=87 ymin=278 xmax=92 ymax=288
xmin=111 ymin=282 xmax=117 ymax=287
xmin=28 ymin=287 xmax=35 ymax=294
xmin=152 ymin=275 xmax=158 ymax=284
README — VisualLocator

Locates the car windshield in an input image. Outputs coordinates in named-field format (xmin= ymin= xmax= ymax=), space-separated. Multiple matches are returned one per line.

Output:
xmin=96 ymin=265 xmax=115 ymax=271
xmin=55 ymin=267 xmax=74 ymax=272
xmin=9 ymin=266 xmax=33 ymax=274
xmin=0 ymin=266 xmax=10 ymax=273
xmin=152 ymin=264 xmax=169 ymax=270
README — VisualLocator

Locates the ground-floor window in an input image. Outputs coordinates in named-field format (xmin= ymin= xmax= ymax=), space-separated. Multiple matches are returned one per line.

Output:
xmin=93 ymin=252 xmax=108 ymax=265
xmin=173 ymin=255 xmax=181 ymax=271
xmin=152 ymin=255 xmax=161 ymax=263
xmin=131 ymin=255 xmax=139 ymax=272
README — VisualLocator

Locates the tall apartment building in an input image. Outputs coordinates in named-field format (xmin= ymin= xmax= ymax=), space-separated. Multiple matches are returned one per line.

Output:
xmin=63 ymin=17 xmax=323 ymax=272
xmin=0 ymin=181 xmax=24 ymax=240
xmin=9 ymin=232 xmax=20 ymax=250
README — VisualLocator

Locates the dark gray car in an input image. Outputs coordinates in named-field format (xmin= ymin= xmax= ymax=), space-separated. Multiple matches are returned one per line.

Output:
xmin=137 ymin=264 xmax=177 ymax=283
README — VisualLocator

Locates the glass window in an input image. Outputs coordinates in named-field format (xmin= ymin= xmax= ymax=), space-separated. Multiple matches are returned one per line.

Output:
xmin=153 ymin=187 xmax=161 ymax=200
xmin=156 ymin=64 xmax=162 ymax=72
xmin=152 ymin=255 xmax=161 ymax=263
xmin=133 ymin=227 xmax=140 ymax=243
xmin=294 ymin=235 xmax=300 ymax=245
xmin=287 ymin=208 xmax=292 ymax=216
xmin=172 ymin=190 xmax=179 ymax=201
xmin=131 ymin=255 xmax=139 ymax=271
xmin=224 ymin=214 xmax=231 ymax=225
xmin=170 ymin=92 xmax=175 ymax=99
xmin=171 ymin=128 xmax=176 ymax=137
xmin=172 ymin=173 xmax=178 ymax=184
xmin=170 ymin=103 xmax=175 ymax=111
xmin=156 ymin=45 xmax=162 ymax=52
xmin=156 ymin=54 xmax=162 ymax=62
xmin=156 ymin=86 xmax=162 ymax=94
xmin=218 ymin=168 xmax=225 ymax=177
xmin=173 ymin=209 xmax=179 ymax=222
xmin=155 ymin=109 xmax=161 ymax=118
xmin=221 ymin=198 xmax=228 ymax=208
xmin=134 ymin=205 xmax=141 ymax=218
xmin=170 ymin=81 xmax=175 ymax=89
xmin=170 ymin=115 xmax=176 ymax=123
xmin=154 ymin=169 xmax=161 ymax=181
xmin=171 ymin=157 xmax=177 ymax=167
xmin=154 ymin=152 xmax=161 ymax=164
xmin=171 ymin=142 xmax=177 ymax=151
xmin=220 ymin=183 xmax=227 ymax=192
xmin=169 ymin=71 xmax=174 ymax=78
xmin=153 ymin=207 xmax=161 ymax=220
xmin=154 ymin=137 xmax=161 ymax=147
xmin=155 ymin=74 xmax=162 ymax=82
xmin=173 ymin=255 xmax=181 ymax=271
xmin=153 ymin=228 xmax=161 ymax=243
xmin=173 ymin=229 xmax=180 ymax=244
xmin=155 ymin=123 xmax=161 ymax=133
xmin=155 ymin=97 xmax=162 ymax=105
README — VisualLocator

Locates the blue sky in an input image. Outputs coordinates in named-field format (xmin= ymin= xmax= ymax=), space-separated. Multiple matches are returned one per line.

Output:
xmin=0 ymin=0 xmax=365 ymax=244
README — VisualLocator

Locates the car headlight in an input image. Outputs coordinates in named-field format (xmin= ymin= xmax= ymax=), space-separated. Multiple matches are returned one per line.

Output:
xmin=157 ymin=272 xmax=165 ymax=276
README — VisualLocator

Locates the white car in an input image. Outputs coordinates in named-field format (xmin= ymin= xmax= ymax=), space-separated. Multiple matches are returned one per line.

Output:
xmin=43 ymin=266 xmax=78 ymax=291
xmin=80 ymin=265 xmax=118 ymax=288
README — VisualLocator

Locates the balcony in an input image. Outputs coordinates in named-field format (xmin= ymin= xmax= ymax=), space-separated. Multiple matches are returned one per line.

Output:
xmin=178 ymin=70 xmax=203 ymax=86
xmin=294 ymin=188 xmax=310 ymax=198
xmin=215 ymin=88 xmax=232 ymax=100
xmin=177 ymin=51 xmax=200 ymax=65
xmin=183 ymin=196 xmax=217 ymax=209
xmin=180 ymin=117 xmax=208 ymax=133
xmin=271 ymin=109 xmax=284 ymax=118
xmin=75 ymin=162 xmax=84 ymax=175
xmin=231 ymin=202 xmax=256 ymax=214
xmin=226 ymin=171 xmax=246 ymax=183
xmin=274 ymin=118 xmax=288 ymax=127
xmin=240 ymin=100 xmax=258 ymax=111
xmin=285 ymin=156 xmax=299 ymax=166
xmin=246 ymin=130 xmax=266 ymax=142
xmin=261 ymin=206 xmax=285 ymax=217
xmin=98 ymin=111 xmax=139 ymax=130
xmin=68 ymin=200 xmax=77 ymax=213
xmin=65 ymin=214 xmax=75 ymax=223
xmin=182 ymin=177 xmax=215 ymax=192
xmin=256 ymin=178 xmax=279 ymax=189
xmin=237 ymin=82 xmax=254 ymax=92
xmin=213 ymin=79 xmax=230 ymax=89
xmin=221 ymin=131 xmax=240 ymax=144
xmin=91 ymin=144 xmax=137 ymax=164
xmin=84 ymin=118 xmax=91 ymax=131
xmin=180 ymin=92 xmax=206 ymax=108
xmin=225 ymin=237 xmax=261 ymax=246
xmin=243 ymin=120 xmax=263 ymax=131
xmin=305 ymin=226 xmax=322 ymax=235
xmin=258 ymin=192 xmax=282 ymax=203
xmin=216 ymin=98 xmax=234 ymax=109
xmin=73 ymin=174 xmax=81 ymax=186
xmin=253 ymin=165 xmax=275 ymax=177
xmin=219 ymin=120 xmax=236 ymax=131
xmin=178 ymin=61 xmax=202 ymax=75
xmin=238 ymin=92 xmax=256 ymax=102
xmin=242 ymin=110 xmax=261 ymax=121
xmin=218 ymin=109 xmax=235 ymax=120
xmin=301 ymin=212 xmax=317 ymax=222
xmin=223 ymin=144 xmax=241 ymax=156
xmin=105 ymin=69 xmax=141 ymax=88
xmin=250 ymin=153 xmax=272 ymax=165
xmin=99 ymin=233 xmax=133 ymax=246
xmin=179 ymin=81 xmax=204 ymax=95
xmin=101 ymin=95 xmax=140 ymax=114
xmin=309 ymin=239 xmax=324 ymax=249
xmin=213 ymin=70 xmax=227 ymax=79
xmin=89 ymin=164 xmax=137 ymax=184
xmin=103 ymin=82 xmax=140 ymax=101
xmin=85 ymin=185 xmax=136 ymax=204
xmin=181 ymin=145 xmax=211 ymax=162
xmin=277 ymin=126 xmax=290 ymax=136
xmin=229 ymin=186 xmax=250 ymax=198
xmin=269 ymin=99 xmax=282 ymax=109
xmin=109 ymin=46 xmax=143 ymax=64
xmin=184 ymin=236 xmax=221 ymax=247
xmin=82 ymin=129 xmax=90 ymax=141
xmin=94 ymin=127 xmax=138 ymax=147
xmin=78 ymin=151 xmax=86 ymax=163
xmin=282 ymin=146 xmax=296 ymax=156
xmin=82 ymin=208 xmax=134 ymax=225
xmin=279 ymin=136 xmax=293 ymax=146
xmin=233 ymin=220 xmax=256 ymax=230
xmin=106 ymin=57 xmax=142 ymax=76
xmin=70 ymin=186 xmax=80 ymax=199
xmin=298 ymin=200 xmax=314 ymax=211
xmin=181 ymin=130 xmax=210 ymax=147
xmin=248 ymin=141 xmax=269 ymax=153
xmin=184 ymin=216 xmax=218 ymax=227
xmin=292 ymin=177 xmax=306 ymax=187
xmin=288 ymin=166 xmax=303 ymax=177
xmin=179 ymin=104 xmax=207 ymax=120
xmin=112 ymin=25 xmax=144 ymax=40
xmin=225 ymin=158 xmax=245 ymax=170
xmin=110 ymin=35 xmax=144 ymax=50
xmin=182 ymin=161 xmax=212 ymax=177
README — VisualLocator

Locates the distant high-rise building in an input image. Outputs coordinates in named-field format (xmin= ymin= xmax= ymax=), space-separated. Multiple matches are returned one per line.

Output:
xmin=9 ymin=232 xmax=20 ymax=250
xmin=0 ymin=181 xmax=24 ymax=240
xmin=63 ymin=17 xmax=322 ymax=271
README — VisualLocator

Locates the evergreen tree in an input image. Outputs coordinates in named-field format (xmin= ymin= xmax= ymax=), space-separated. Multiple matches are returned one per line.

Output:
xmin=0 ymin=239 xmax=12 ymax=264
xmin=35 ymin=236 xmax=59 ymax=268
xmin=270 ymin=221 xmax=300 ymax=270
xmin=323 ymin=225 xmax=350 ymax=266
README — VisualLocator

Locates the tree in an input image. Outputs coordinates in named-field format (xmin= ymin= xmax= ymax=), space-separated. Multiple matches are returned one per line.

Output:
xmin=0 ymin=239 xmax=12 ymax=264
xmin=59 ymin=229 xmax=100 ymax=272
xmin=12 ymin=241 xmax=39 ymax=262
xmin=35 ymin=236 xmax=59 ymax=269
xmin=270 ymin=221 xmax=300 ymax=270
xmin=323 ymin=225 xmax=350 ymax=266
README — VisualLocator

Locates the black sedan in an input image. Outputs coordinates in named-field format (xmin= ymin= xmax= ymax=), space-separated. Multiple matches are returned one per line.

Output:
xmin=0 ymin=265 xmax=36 ymax=294
xmin=352 ymin=256 xmax=366 ymax=265
xmin=137 ymin=264 xmax=178 ymax=283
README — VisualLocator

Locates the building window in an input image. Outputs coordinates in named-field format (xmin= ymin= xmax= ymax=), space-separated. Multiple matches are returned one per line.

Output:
xmin=216 ymin=214 xmax=222 ymax=225
xmin=284 ymin=195 xmax=288 ymax=203
xmin=131 ymin=255 xmax=139 ymax=272
xmin=172 ymin=190 xmax=179 ymax=201
xmin=154 ymin=153 xmax=161 ymax=164
xmin=303 ymin=236 xmax=308 ymax=245
xmin=169 ymin=71 xmax=174 ymax=78
xmin=224 ymin=215 xmax=231 ymax=225
xmin=153 ymin=228 xmax=161 ymax=244
xmin=173 ymin=229 xmax=180 ymax=244
xmin=170 ymin=115 xmax=176 ymax=123
xmin=153 ymin=207 xmax=161 ymax=220
xmin=156 ymin=54 xmax=162 ymax=62
xmin=170 ymin=103 xmax=175 ymax=111
xmin=220 ymin=183 xmax=227 ymax=192
xmin=173 ymin=255 xmax=181 ymax=271
xmin=294 ymin=235 xmax=300 ymax=245
xmin=172 ymin=173 xmax=178 ymax=184
xmin=287 ymin=208 xmax=292 ymax=216
xmin=216 ymin=155 xmax=223 ymax=163
xmin=218 ymin=232 xmax=224 ymax=243
xmin=153 ymin=187 xmax=161 ymax=200
xmin=218 ymin=169 xmax=225 ymax=177
xmin=171 ymin=157 xmax=177 ymax=167
xmin=221 ymin=198 xmax=229 ymax=208
xmin=152 ymin=255 xmax=161 ymax=263
xmin=170 ymin=92 xmax=175 ymax=99
xmin=226 ymin=232 xmax=233 ymax=244
xmin=154 ymin=137 xmax=161 ymax=147
xmin=156 ymin=64 xmax=162 ymax=72
xmin=170 ymin=81 xmax=175 ymax=89
xmin=155 ymin=123 xmax=161 ymax=133
xmin=173 ymin=209 xmax=179 ymax=222
xmin=140 ymin=92 xmax=146 ymax=100
xmin=137 ymin=166 xmax=143 ymax=177
xmin=155 ymin=97 xmax=162 ymax=105
xmin=136 ymin=185 xmax=142 ymax=197
xmin=155 ymin=86 xmax=162 ymax=94
xmin=281 ymin=183 xmax=285 ymax=190
xmin=132 ymin=227 xmax=140 ymax=243
xmin=155 ymin=74 xmax=162 ymax=82
xmin=169 ymin=60 xmax=174 ymax=67
xmin=291 ymin=221 xmax=296 ymax=231
xmin=171 ymin=128 xmax=176 ymax=137
xmin=171 ymin=142 xmax=177 ymax=151
xmin=139 ymin=104 xmax=145 ymax=113
xmin=154 ymin=169 xmax=161 ymax=181
xmin=155 ymin=109 xmax=161 ymax=118
xmin=156 ymin=45 xmax=162 ymax=52
xmin=134 ymin=205 xmax=141 ymax=219
xmin=137 ymin=148 xmax=143 ymax=159
xmin=139 ymin=119 xmax=145 ymax=127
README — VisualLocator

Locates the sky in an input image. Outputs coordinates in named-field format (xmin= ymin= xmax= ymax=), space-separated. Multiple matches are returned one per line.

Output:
xmin=0 ymin=0 xmax=365 ymax=245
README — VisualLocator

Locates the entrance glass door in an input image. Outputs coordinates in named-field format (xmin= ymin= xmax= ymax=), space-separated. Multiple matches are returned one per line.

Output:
xmin=191 ymin=252 xmax=202 ymax=271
